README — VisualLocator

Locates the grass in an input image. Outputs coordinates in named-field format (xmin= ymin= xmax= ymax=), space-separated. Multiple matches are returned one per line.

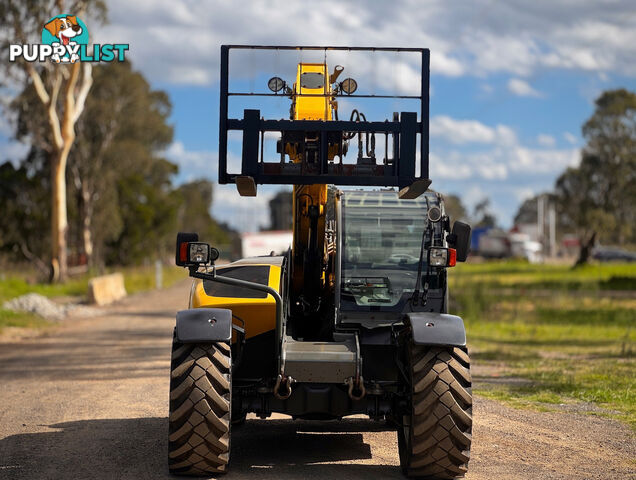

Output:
xmin=449 ymin=260 xmax=636 ymax=429
xmin=0 ymin=264 xmax=188 ymax=333
xmin=0 ymin=308 xmax=49 ymax=330
xmin=450 ymin=260 xmax=636 ymax=291
xmin=121 ymin=265 xmax=187 ymax=295
xmin=0 ymin=275 xmax=89 ymax=304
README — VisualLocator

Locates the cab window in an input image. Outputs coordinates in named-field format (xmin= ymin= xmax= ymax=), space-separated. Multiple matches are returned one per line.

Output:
xmin=203 ymin=266 xmax=270 ymax=299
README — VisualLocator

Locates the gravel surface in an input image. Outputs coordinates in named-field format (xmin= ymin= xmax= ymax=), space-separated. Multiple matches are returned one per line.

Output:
xmin=0 ymin=281 xmax=633 ymax=479
xmin=3 ymin=293 xmax=100 ymax=320
xmin=3 ymin=293 xmax=69 ymax=320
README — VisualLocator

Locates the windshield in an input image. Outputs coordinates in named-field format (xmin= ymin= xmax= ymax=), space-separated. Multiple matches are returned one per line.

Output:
xmin=340 ymin=190 xmax=437 ymax=310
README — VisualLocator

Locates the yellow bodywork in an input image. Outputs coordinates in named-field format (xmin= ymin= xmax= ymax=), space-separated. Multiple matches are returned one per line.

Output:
xmin=285 ymin=63 xmax=339 ymax=162
xmin=292 ymin=63 xmax=333 ymax=121
xmin=287 ymin=63 xmax=336 ymax=299
xmin=190 ymin=260 xmax=283 ymax=341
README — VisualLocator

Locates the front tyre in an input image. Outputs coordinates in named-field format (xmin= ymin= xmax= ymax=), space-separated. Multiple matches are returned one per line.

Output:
xmin=168 ymin=339 xmax=231 ymax=475
xmin=398 ymin=345 xmax=472 ymax=479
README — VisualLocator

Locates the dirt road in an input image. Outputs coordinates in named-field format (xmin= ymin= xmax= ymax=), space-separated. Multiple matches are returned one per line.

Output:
xmin=0 ymin=281 xmax=633 ymax=479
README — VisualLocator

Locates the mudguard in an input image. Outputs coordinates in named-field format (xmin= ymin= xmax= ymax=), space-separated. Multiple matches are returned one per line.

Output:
xmin=405 ymin=312 xmax=466 ymax=347
xmin=175 ymin=308 xmax=232 ymax=343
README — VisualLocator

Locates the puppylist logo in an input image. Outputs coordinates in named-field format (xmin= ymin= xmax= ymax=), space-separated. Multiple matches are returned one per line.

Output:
xmin=9 ymin=14 xmax=129 ymax=64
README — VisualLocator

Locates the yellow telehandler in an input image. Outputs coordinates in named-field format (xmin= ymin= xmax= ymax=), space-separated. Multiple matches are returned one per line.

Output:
xmin=169 ymin=46 xmax=472 ymax=479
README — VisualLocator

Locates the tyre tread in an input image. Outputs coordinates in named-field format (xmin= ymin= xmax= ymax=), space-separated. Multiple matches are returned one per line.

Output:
xmin=168 ymin=340 xmax=231 ymax=475
xmin=403 ymin=345 xmax=472 ymax=479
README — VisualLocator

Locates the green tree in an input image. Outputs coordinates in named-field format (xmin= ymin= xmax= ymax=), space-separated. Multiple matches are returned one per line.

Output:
xmin=176 ymin=180 xmax=215 ymax=234
xmin=442 ymin=194 xmax=468 ymax=223
xmin=514 ymin=195 xmax=540 ymax=225
xmin=0 ymin=158 xmax=50 ymax=276
xmin=67 ymin=61 xmax=173 ymax=267
xmin=176 ymin=179 xmax=236 ymax=251
xmin=555 ymin=89 xmax=636 ymax=265
xmin=107 ymin=158 xmax=180 ymax=265
xmin=11 ymin=60 xmax=175 ymax=269
xmin=472 ymin=198 xmax=497 ymax=228
xmin=513 ymin=193 xmax=563 ymax=228
xmin=2 ymin=0 xmax=106 ymax=281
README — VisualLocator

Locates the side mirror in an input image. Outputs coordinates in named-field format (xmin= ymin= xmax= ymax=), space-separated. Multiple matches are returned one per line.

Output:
xmin=448 ymin=221 xmax=471 ymax=262
xmin=175 ymin=232 xmax=220 ymax=267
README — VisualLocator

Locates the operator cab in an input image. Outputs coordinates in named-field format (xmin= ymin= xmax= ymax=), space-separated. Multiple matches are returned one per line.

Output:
xmin=337 ymin=189 xmax=454 ymax=327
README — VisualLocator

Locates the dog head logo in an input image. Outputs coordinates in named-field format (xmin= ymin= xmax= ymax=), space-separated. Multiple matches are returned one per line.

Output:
xmin=41 ymin=14 xmax=89 ymax=63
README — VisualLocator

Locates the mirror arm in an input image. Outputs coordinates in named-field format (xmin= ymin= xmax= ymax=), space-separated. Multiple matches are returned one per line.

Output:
xmin=188 ymin=267 xmax=284 ymax=373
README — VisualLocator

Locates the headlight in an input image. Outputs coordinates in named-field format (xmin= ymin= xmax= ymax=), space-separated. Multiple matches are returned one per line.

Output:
xmin=188 ymin=242 xmax=210 ymax=264
xmin=428 ymin=247 xmax=448 ymax=266
xmin=428 ymin=247 xmax=457 ymax=267
xmin=340 ymin=78 xmax=358 ymax=94
xmin=267 ymin=76 xmax=286 ymax=93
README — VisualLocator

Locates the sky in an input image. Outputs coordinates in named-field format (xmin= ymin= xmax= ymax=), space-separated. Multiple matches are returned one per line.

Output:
xmin=2 ymin=0 xmax=635 ymax=232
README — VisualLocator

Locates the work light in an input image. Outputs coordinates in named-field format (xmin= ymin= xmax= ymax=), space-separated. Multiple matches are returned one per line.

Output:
xmin=188 ymin=242 xmax=210 ymax=264
xmin=268 ymin=76 xmax=286 ymax=93
xmin=428 ymin=247 xmax=457 ymax=267
xmin=340 ymin=78 xmax=358 ymax=94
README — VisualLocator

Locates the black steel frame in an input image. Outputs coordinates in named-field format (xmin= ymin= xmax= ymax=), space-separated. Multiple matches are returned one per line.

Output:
xmin=218 ymin=45 xmax=430 ymax=189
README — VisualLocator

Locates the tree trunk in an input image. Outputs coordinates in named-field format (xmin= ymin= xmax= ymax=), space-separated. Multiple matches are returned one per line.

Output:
xmin=574 ymin=231 xmax=596 ymax=268
xmin=80 ymin=180 xmax=94 ymax=266
xmin=50 ymin=144 xmax=72 ymax=282
xmin=47 ymin=62 xmax=91 ymax=282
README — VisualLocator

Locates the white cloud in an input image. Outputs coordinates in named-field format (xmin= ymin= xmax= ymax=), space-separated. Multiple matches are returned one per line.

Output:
xmin=563 ymin=132 xmax=579 ymax=145
xmin=212 ymin=184 xmax=277 ymax=232
xmin=507 ymin=78 xmax=543 ymax=98
xmin=430 ymin=153 xmax=472 ymax=179
xmin=512 ymin=187 xmax=537 ymax=202
xmin=430 ymin=52 xmax=464 ymax=77
xmin=431 ymin=116 xmax=494 ymax=144
xmin=509 ymin=147 xmax=579 ymax=174
xmin=430 ymin=114 xmax=579 ymax=191
xmin=96 ymin=0 xmax=636 ymax=86
xmin=164 ymin=141 xmax=219 ymax=183
xmin=477 ymin=162 xmax=508 ymax=180
xmin=479 ymin=83 xmax=494 ymax=95
xmin=165 ymin=141 xmax=216 ymax=169
xmin=430 ymin=116 xmax=517 ymax=145
xmin=428 ymin=113 xmax=581 ymax=228
xmin=537 ymin=134 xmax=556 ymax=147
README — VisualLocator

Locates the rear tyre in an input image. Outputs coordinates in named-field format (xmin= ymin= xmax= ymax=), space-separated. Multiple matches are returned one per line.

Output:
xmin=398 ymin=345 xmax=472 ymax=479
xmin=168 ymin=339 xmax=231 ymax=475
